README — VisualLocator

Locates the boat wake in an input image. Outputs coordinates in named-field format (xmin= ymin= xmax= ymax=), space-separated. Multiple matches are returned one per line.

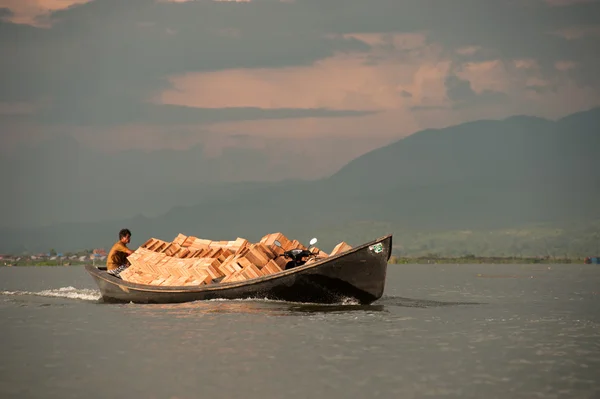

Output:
xmin=375 ymin=295 xmax=484 ymax=308
xmin=1 ymin=286 xmax=101 ymax=302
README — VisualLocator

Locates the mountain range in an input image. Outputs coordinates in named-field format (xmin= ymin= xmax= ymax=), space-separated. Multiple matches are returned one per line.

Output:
xmin=1 ymin=107 xmax=598 ymax=255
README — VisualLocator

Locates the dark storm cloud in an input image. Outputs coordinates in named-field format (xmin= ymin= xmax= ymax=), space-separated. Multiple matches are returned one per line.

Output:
xmin=0 ymin=7 xmax=13 ymax=19
xmin=445 ymin=75 xmax=508 ymax=109
xmin=0 ymin=0 xmax=598 ymax=124
xmin=0 ymin=0 xmax=369 ymax=124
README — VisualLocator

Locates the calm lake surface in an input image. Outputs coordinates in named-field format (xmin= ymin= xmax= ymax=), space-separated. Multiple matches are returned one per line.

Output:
xmin=1 ymin=264 xmax=599 ymax=399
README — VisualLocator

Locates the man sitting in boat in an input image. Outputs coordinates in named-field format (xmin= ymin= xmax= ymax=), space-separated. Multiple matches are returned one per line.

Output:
xmin=107 ymin=228 xmax=134 ymax=278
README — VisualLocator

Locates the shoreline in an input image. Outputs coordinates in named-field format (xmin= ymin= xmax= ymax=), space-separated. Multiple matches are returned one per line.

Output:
xmin=389 ymin=256 xmax=587 ymax=264
xmin=1 ymin=261 xmax=91 ymax=267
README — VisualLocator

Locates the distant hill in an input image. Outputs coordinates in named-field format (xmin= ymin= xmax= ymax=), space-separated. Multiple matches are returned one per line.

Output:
xmin=322 ymin=109 xmax=599 ymax=229
xmin=2 ymin=107 xmax=599 ymax=255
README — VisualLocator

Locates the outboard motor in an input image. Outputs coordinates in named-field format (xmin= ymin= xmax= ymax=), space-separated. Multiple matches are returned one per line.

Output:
xmin=274 ymin=238 xmax=319 ymax=270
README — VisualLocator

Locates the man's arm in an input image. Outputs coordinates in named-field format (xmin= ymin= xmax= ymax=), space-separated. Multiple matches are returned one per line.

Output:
xmin=118 ymin=242 xmax=135 ymax=256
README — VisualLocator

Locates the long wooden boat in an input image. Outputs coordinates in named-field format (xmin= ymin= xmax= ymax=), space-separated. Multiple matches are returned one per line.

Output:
xmin=85 ymin=234 xmax=392 ymax=305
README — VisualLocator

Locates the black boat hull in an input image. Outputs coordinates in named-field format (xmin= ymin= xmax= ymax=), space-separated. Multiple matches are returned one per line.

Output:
xmin=85 ymin=234 xmax=392 ymax=305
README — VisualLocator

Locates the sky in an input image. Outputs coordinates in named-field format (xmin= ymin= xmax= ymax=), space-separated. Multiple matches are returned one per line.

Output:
xmin=1 ymin=0 xmax=599 ymax=178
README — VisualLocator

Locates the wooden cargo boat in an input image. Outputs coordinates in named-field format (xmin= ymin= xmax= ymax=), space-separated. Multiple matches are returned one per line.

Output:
xmin=85 ymin=234 xmax=392 ymax=305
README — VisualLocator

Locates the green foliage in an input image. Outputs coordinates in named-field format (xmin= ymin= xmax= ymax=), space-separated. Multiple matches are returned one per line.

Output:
xmin=33 ymin=261 xmax=62 ymax=266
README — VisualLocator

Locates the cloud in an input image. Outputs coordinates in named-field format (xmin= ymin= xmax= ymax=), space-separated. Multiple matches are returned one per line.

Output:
xmin=0 ymin=0 xmax=372 ymax=123
xmin=0 ymin=0 xmax=91 ymax=26
xmin=156 ymin=49 xmax=434 ymax=112
xmin=155 ymin=32 xmax=456 ymax=114
xmin=0 ymin=101 xmax=38 ymax=115
xmin=0 ymin=0 xmax=599 ymax=159
xmin=444 ymin=75 xmax=508 ymax=109
xmin=456 ymin=46 xmax=482 ymax=56
xmin=555 ymin=60 xmax=578 ymax=71
xmin=445 ymin=75 xmax=475 ymax=102
xmin=551 ymin=24 xmax=600 ymax=39
xmin=0 ymin=7 xmax=13 ymax=19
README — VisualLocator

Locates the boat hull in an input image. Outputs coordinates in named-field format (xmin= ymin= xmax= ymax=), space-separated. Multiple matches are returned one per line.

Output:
xmin=86 ymin=234 xmax=392 ymax=305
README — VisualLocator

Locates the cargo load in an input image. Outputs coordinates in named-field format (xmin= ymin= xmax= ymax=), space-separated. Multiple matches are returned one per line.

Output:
xmin=119 ymin=232 xmax=352 ymax=287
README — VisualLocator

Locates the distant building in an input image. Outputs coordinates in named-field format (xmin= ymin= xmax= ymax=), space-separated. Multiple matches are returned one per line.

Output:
xmin=93 ymin=248 xmax=107 ymax=256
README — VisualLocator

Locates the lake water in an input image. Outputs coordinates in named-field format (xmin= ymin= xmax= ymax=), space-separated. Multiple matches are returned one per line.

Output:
xmin=1 ymin=264 xmax=599 ymax=399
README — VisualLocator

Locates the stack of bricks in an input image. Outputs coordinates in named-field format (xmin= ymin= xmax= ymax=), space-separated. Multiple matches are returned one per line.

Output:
xmin=119 ymin=232 xmax=353 ymax=287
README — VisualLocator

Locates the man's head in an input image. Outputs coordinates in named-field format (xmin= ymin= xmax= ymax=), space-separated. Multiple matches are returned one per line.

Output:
xmin=119 ymin=228 xmax=131 ymax=244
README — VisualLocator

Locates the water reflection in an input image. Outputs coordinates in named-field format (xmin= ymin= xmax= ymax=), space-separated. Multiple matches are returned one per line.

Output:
xmin=286 ymin=303 xmax=386 ymax=313
xmin=376 ymin=295 xmax=484 ymax=308
xmin=116 ymin=295 xmax=482 ymax=321
xmin=120 ymin=298 xmax=392 ymax=319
